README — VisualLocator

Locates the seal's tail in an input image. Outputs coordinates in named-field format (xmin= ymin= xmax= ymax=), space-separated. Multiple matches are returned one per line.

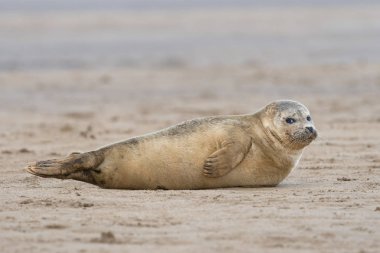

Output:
xmin=26 ymin=151 xmax=104 ymax=183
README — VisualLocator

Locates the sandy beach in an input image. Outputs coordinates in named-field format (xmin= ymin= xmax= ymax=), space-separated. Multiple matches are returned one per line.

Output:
xmin=0 ymin=1 xmax=380 ymax=252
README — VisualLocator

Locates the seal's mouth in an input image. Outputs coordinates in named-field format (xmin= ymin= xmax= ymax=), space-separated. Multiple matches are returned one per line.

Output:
xmin=309 ymin=130 xmax=318 ymax=140
xmin=304 ymin=129 xmax=318 ymax=141
xmin=288 ymin=129 xmax=317 ymax=149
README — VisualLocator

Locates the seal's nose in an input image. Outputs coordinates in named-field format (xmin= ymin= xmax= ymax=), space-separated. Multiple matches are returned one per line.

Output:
xmin=306 ymin=127 xmax=314 ymax=133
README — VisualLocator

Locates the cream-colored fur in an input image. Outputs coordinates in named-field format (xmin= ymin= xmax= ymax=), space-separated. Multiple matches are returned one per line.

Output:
xmin=26 ymin=100 xmax=317 ymax=190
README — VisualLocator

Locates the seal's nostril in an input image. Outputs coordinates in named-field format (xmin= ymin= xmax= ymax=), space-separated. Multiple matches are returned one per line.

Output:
xmin=306 ymin=127 xmax=314 ymax=133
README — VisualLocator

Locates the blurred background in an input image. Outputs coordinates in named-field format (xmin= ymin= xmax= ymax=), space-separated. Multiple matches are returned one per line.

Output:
xmin=1 ymin=0 xmax=379 ymax=133
xmin=1 ymin=0 xmax=380 ymax=69
xmin=1 ymin=1 xmax=380 ymax=252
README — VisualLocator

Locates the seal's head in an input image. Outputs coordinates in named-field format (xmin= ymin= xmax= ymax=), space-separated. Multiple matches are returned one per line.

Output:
xmin=261 ymin=100 xmax=317 ymax=150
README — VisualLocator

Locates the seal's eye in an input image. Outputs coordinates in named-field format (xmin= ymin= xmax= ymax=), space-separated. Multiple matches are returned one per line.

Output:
xmin=306 ymin=116 xmax=311 ymax=121
xmin=285 ymin=117 xmax=296 ymax=124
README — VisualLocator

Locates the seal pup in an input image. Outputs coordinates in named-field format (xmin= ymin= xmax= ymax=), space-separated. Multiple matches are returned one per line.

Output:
xmin=26 ymin=100 xmax=317 ymax=190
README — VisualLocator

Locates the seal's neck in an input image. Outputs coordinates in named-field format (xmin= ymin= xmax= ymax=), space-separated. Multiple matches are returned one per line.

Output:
xmin=243 ymin=113 xmax=302 ymax=167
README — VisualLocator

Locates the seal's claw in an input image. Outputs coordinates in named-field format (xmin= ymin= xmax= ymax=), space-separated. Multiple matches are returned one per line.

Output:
xmin=202 ymin=164 xmax=220 ymax=178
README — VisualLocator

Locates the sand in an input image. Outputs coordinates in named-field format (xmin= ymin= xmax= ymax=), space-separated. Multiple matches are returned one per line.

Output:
xmin=1 ymin=2 xmax=380 ymax=253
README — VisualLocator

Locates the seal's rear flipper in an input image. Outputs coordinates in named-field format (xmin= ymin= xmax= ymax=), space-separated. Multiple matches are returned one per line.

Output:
xmin=26 ymin=151 xmax=104 ymax=182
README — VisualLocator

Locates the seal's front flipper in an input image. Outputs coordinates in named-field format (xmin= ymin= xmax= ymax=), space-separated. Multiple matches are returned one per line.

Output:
xmin=26 ymin=151 xmax=104 ymax=180
xmin=203 ymin=136 xmax=252 ymax=178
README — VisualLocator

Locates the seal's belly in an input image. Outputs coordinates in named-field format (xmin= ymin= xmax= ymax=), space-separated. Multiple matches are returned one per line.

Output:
xmin=95 ymin=135 xmax=215 ymax=189
xmin=95 ymin=137 xmax=293 ymax=189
